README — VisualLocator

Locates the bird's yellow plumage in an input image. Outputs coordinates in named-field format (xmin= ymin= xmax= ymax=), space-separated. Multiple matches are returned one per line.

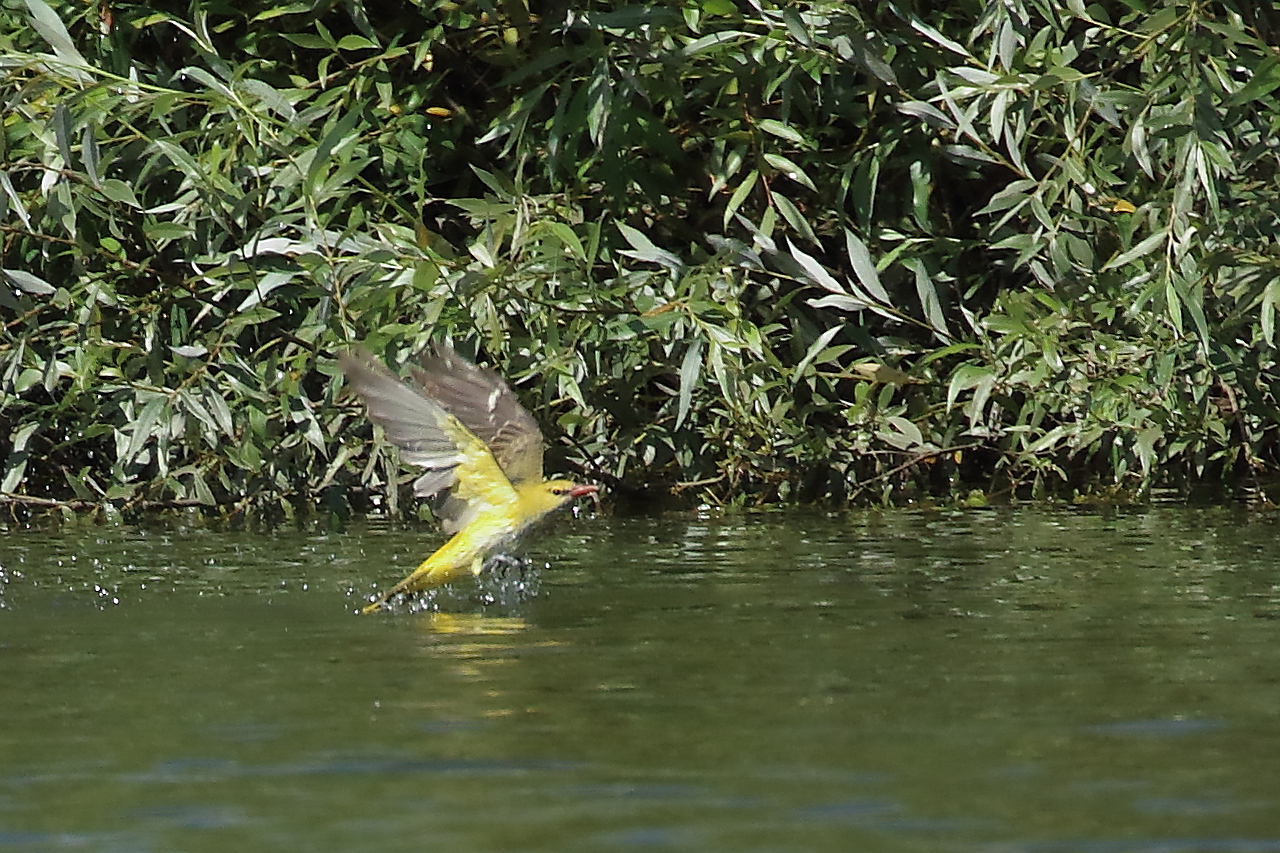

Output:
xmin=340 ymin=345 xmax=597 ymax=613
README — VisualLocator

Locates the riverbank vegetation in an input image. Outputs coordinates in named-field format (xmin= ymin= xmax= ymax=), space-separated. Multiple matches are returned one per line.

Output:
xmin=3 ymin=0 xmax=1280 ymax=519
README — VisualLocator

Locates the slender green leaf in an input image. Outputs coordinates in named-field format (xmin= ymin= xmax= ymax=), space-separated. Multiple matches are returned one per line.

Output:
xmin=808 ymin=293 xmax=867 ymax=312
xmin=792 ymin=326 xmax=841 ymax=386
xmin=2 ymin=268 xmax=56 ymax=295
xmin=306 ymin=108 xmax=361 ymax=190
xmin=1 ymin=172 xmax=31 ymax=229
xmin=723 ymin=169 xmax=759 ymax=229
xmin=762 ymin=153 xmax=816 ymax=192
xmin=757 ymin=119 xmax=808 ymax=148
xmin=52 ymin=103 xmax=73 ymax=167
xmin=675 ymin=339 xmax=703 ymax=430
xmin=617 ymin=222 xmax=683 ymax=270
xmin=908 ymin=259 xmax=950 ymax=342
xmin=124 ymin=396 xmax=167 ymax=465
xmin=239 ymin=79 xmax=298 ymax=121
xmin=587 ymin=58 xmax=612 ymax=146
xmin=82 ymin=125 xmax=100 ymax=186
xmin=773 ymin=193 xmax=817 ymax=245
xmin=788 ymin=239 xmax=844 ymax=294
xmin=336 ymin=34 xmax=378 ymax=51
xmin=2 ymin=421 xmax=40 ymax=492
xmin=896 ymin=100 xmax=955 ymax=129
xmin=842 ymin=36 xmax=897 ymax=87
xmin=205 ymin=388 xmax=236 ymax=438
xmin=25 ymin=0 xmax=92 ymax=81
xmin=1227 ymin=56 xmax=1280 ymax=105
xmin=1135 ymin=425 xmax=1162 ymax=477
xmin=1263 ymin=279 xmax=1280 ymax=347
xmin=683 ymin=30 xmax=750 ymax=55
xmin=844 ymin=229 xmax=890 ymax=303
xmin=1102 ymin=231 xmax=1165 ymax=271
xmin=905 ymin=13 xmax=972 ymax=57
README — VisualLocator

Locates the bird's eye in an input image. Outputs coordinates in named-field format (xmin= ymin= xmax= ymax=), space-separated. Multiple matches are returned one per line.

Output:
xmin=550 ymin=487 xmax=564 ymax=496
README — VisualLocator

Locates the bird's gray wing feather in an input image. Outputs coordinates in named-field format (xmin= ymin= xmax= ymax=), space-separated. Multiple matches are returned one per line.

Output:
xmin=409 ymin=344 xmax=545 ymax=485
xmin=339 ymin=349 xmax=464 ymax=499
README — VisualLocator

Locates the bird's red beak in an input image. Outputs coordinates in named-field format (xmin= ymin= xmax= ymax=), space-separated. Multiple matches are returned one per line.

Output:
xmin=568 ymin=484 xmax=599 ymax=499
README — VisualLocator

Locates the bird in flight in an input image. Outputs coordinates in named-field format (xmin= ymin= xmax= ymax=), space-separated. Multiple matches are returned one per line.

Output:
xmin=340 ymin=344 xmax=598 ymax=614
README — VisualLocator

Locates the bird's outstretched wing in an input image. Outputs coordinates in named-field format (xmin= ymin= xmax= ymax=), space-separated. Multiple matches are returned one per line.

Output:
xmin=409 ymin=344 xmax=545 ymax=485
xmin=339 ymin=349 xmax=521 ymax=531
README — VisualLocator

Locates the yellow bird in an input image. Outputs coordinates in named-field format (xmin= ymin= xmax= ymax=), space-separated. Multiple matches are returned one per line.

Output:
xmin=340 ymin=345 xmax=598 ymax=614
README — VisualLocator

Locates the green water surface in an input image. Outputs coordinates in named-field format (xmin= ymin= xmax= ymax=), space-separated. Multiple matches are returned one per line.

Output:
xmin=2 ymin=506 xmax=1280 ymax=852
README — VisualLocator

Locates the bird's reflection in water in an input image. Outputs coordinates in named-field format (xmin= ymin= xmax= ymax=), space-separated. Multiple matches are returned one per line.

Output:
xmin=366 ymin=559 xmax=562 ymax=721
xmin=417 ymin=611 xmax=530 ymax=637
xmin=412 ymin=611 xmax=566 ymax=721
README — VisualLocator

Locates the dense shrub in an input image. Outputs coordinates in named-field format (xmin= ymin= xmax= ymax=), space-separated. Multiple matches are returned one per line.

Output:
xmin=2 ymin=0 xmax=1279 ymax=518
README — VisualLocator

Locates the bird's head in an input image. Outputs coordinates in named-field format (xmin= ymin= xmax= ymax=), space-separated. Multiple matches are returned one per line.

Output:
xmin=514 ymin=479 xmax=599 ymax=521
xmin=543 ymin=479 xmax=599 ymax=505
xmin=526 ymin=478 xmax=597 ymax=513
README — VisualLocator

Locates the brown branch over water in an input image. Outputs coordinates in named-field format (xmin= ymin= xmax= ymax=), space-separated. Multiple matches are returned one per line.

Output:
xmin=849 ymin=444 xmax=981 ymax=499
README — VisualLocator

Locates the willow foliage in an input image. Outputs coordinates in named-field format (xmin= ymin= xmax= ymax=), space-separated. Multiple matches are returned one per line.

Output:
xmin=2 ymin=0 xmax=1279 ymax=518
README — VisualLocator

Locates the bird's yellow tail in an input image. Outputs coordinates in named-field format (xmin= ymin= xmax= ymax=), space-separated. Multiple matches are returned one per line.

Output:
xmin=358 ymin=541 xmax=480 ymax=614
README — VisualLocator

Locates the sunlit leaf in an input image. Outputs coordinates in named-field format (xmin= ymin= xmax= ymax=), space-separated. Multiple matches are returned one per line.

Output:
xmin=237 ymin=271 xmax=295 ymax=312
xmin=124 ymin=396 xmax=166 ymax=466
xmin=2 ymin=421 xmax=40 ymax=492
xmin=808 ymin=293 xmax=866 ymax=312
xmin=1102 ymin=231 xmax=1165 ymax=271
xmin=839 ymin=36 xmax=897 ymax=87
xmin=762 ymin=153 xmax=816 ymax=192
xmin=757 ymin=119 xmax=809 ymax=148
xmin=843 ymin=229 xmax=890 ymax=304
xmin=788 ymin=239 xmax=844 ymax=294
xmin=98 ymin=179 xmax=141 ymax=208
xmin=239 ymin=79 xmax=297 ymax=121
xmin=792 ymin=326 xmax=841 ymax=386
xmin=723 ymin=169 xmax=759 ymax=229
xmin=675 ymin=339 xmax=702 ymax=430
xmin=545 ymin=222 xmax=586 ymax=261
xmin=587 ymin=57 xmax=612 ymax=147
xmin=1263 ymin=279 xmax=1280 ymax=347
xmin=895 ymin=100 xmax=955 ymax=129
xmin=617 ymin=222 xmax=683 ymax=271
xmin=909 ymin=160 xmax=931 ymax=230
xmin=908 ymin=259 xmax=950 ymax=342
xmin=682 ymin=30 xmax=749 ymax=55
xmin=772 ymin=193 xmax=816 ymax=245
xmin=1135 ymin=424 xmax=1162 ymax=478
xmin=24 ymin=0 xmax=92 ymax=82
xmin=1227 ymin=56 xmax=1280 ymax=106
xmin=1 ymin=172 xmax=31 ymax=229
xmin=878 ymin=416 xmax=925 ymax=450
xmin=336 ymin=34 xmax=377 ymax=51
xmin=941 ymin=144 xmax=999 ymax=166
xmin=2 ymin=268 xmax=56 ymax=295
xmin=904 ymin=12 xmax=972 ymax=57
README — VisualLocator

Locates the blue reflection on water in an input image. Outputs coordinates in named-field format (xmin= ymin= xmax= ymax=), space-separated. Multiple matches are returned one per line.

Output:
xmin=995 ymin=839 xmax=1280 ymax=853
xmin=125 ymin=804 xmax=246 ymax=829
xmin=1081 ymin=718 xmax=1227 ymax=737
xmin=124 ymin=753 xmax=581 ymax=783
